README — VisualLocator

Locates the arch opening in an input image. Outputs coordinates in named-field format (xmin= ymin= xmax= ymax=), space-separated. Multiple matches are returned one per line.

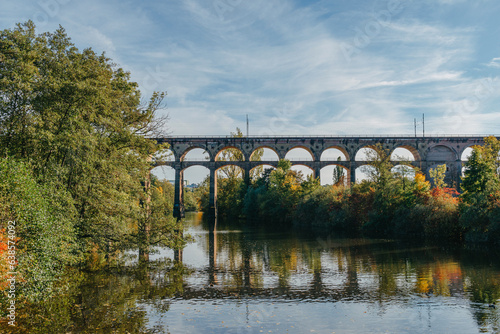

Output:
xmin=216 ymin=164 xmax=245 ymax=179
xmin=391 ymin=147 xmax=416 ymax=162
xmin=461 ymin=147 xmax=474 ymax=162
xmin=250 ymin=164 xmax=276 ymax=180
xmin=183 ymin=165 xmax=210 ymax=186
xmin=355 ymin=147 xmax=379 ymax=162
xmin=216 ymin=147 xmax=245 ymax=162
xmin=321 ymin=148 xmax=348 ymax=161
xmin=320 ymin=165 xmax=349 ymax=186
xmin=150 ymin=165 xmax=175 ymax=183
xmin=290 ymin=164 xmax=314 ymax=179
xmin=251 ymin=147 xmax=279 ymax=161
xmin=153 ymin=148 xmax=175 ymax=163
xmin=182 ymin=148 xmax=210 ymax=162
xmin=391 ymin=164 xmax=416 ymax=180
xmin=355 ymin=165 xmax=375 ymax=183
xmin=285 ymin=147 xmax=314 ymax=161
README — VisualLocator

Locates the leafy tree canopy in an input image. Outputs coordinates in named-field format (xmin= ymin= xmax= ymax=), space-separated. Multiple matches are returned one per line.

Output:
xmin=0 ymin=21 xmax=170 ymax=255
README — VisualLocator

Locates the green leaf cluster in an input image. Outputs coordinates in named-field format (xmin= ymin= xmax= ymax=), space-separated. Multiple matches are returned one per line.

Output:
xmin=460 ymin=136 xmax=500 ymax=243
xmin=243 ymin=159 xmax=320 ymax=225
xmin=0 ymin=157 xmax=78 ymax=301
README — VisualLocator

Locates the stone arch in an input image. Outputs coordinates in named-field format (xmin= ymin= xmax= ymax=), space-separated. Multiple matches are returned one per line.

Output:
xmin=182 ymin=165 xmax=210 ymax=184
xmin=426 ymin=144 xmax=458 ymax=161
xmin=285 ymin=146 xmax=315 ymax=161
xmin=289 ymin=163 xmax=315 ymax=178
xmin=320 ymin=164 xmax=350 ymax=186
xmin=180 ymin=147 xmax=211 ymax=161
xmin=215 ymin=146 xmax=245 ymax=161
xmin=354 ymin=146 xmax=379 ymax=162
xmin=355 ymin=164 xmax=375 ymax=183
xmin=320 ymin=146 xmax=349 ymax=161
xmin=250 ymin=163 xmax=277 ymax=180
xmin=460 ymin=146 xmax=476 ymax=161
xmin=250 ymin=146 xmax=280 ymax=161
xmin=391 ymin=145 xmax=420 ymax=161
xmin=216 ymin=163 xmax=245 ymax=179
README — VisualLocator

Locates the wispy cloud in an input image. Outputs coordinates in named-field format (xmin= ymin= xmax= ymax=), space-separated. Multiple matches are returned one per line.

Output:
xmin=487 ymin=57 xmax=500 ymax=68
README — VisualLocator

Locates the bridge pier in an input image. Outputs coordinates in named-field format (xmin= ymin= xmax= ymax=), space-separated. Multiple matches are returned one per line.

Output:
xmin=208 ymin=165 xmax=218 ymax=221
xmin=456 ymin=160 xmax=463 ymax=189
xmin=244 ymin=164 xmax=251 ymax=186
xmin=350 ymin=161 xmax=356 ymax=186
xmin=314 ymin=163 xmax=321 ymax=183
xmin=173 ymin=165 xmax=185 ymax=219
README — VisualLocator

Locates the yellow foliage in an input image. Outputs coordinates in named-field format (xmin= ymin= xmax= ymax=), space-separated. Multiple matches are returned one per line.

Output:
xmin=414 ymin=173 xmax=430 ymax=191
xmin=155 ymin=186 xmax=164 ymax=195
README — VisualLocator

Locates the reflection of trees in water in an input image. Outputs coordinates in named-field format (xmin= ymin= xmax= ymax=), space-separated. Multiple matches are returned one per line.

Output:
xmin=462 ymin=263 xmax=500 ymax=332
xmin=201 ymin=229 xmax=500 ymax=309
xmin=3 ymin=259 xmax=191 ymax=333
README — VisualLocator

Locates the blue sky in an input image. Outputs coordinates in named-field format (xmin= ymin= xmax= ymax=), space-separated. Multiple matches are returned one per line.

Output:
xmin=3 ymin=0 xmax=500 ymax=137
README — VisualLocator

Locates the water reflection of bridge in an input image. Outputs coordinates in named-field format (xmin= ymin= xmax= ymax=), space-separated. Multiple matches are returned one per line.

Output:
xmin=154 ymin=136 xmax=486 ymax=219
xmin=171 ymin=225 xmax=465 ymax=302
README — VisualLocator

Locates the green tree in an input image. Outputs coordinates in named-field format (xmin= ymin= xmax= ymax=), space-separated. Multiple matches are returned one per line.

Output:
xmin=460 ymin=136 xmax=500 ymax=242
xmin=0 ymin=22 xmax=173 ymax=258
xmin=184 ymin=188 xmax=200 ymax=212
xmin=429 ymin=164 xmax=447 ymax=189
xmin=0 ymin=157 xmax=78 ymax=301
xmin=361 ymin=144 xmax=394 ymax=189
xmin=332 ymin=157 xmax=345 ymax=186
xmin=361 ymin=144 xmax=404 ymax=235
xmin=243 ymin=159 xmax=320 ymax=225
xmin=461 ymin=137 xmax=500 ymax=200
xmin=147 ymin=177 xmax=185 ymax=250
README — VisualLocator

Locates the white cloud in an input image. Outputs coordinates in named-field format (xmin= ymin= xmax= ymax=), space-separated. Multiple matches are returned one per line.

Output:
xmin=487 ymin=57 xmax=500 ymax=68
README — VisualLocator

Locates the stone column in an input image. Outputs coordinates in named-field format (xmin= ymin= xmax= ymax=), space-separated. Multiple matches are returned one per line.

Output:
xmin=350 ymin=160 xmax=356 ymax=186
xmin=208 ymin=165 xmax=217 ymax=221
xmin=314 ymin=161 xmax=321 ymax=183
xmin=243 ymin=163 xmax=251 ymax=186
xmin=173 ymin=165 xmax=185 ymax=219
xmin=455 ymin=160 xmax=463 ymax=190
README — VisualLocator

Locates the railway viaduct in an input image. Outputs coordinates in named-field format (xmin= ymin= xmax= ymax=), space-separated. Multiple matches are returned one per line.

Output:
xmin=153 ymin=136 xmax=488 ymax=220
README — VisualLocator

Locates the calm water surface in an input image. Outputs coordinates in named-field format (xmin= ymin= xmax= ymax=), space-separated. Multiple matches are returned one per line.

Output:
xmin=142 ymin=213 xmax=500 ymax=333
xmin=5 ymin=212 xmax=500 ymax=333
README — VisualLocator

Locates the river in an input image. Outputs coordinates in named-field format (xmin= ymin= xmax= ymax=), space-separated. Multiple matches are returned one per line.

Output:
xmin=6 ymin=212 xmax=500 ymax=333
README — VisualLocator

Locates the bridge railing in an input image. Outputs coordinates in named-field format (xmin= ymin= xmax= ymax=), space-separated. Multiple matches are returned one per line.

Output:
xmin=154 ymin=134 xmax=495 ymax=139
